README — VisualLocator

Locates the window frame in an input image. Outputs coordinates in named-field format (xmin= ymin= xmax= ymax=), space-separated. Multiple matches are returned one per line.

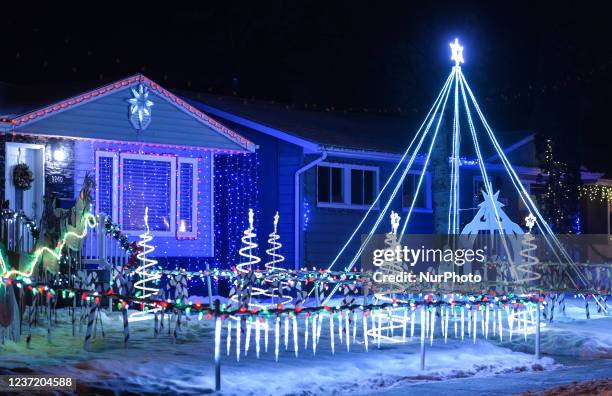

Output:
xmin=95 ymin=151 xmax=119 ymax=221
xmin=119 ymin=153 xmax=177 ymax=237
xmin=402 ymin=170 xmax=432 ymax=213
xmin=177 ymin=157 xmax=199 ymax=238
xmin=316 ymin=162 xmax=380 ymax=210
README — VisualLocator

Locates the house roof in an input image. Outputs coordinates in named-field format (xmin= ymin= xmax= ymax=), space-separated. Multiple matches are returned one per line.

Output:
xmin=183 ymin=92 xmax=535 ymax=162
xmin=0 ymin=75 xmax=256 ymax=152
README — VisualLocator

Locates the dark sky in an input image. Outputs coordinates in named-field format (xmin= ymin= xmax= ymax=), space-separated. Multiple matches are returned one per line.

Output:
xmin=1 ymin=2 xmax=610 ymax=174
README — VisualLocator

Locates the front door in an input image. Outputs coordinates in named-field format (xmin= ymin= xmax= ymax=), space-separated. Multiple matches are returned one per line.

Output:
xmin=4 ymin=143 xmax=45 ymax=221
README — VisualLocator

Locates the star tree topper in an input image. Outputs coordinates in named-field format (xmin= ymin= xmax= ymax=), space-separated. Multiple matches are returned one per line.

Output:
xmin=450 ymin=38 xmax=464 ymax=67
xmin=128 ymin=84 xmax=154 ymax=131
xmin=525 ymin=213 xmax=536 ymax=233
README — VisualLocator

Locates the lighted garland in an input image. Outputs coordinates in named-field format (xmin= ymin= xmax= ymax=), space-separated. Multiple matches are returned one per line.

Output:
xmin=580 ymin=184 xmax=612 ymax=202
xmin=0 ymin=212 xmax=97 ymax=279
xmin=0 ymin=208 xmax=39 ymax=239
xmin=102 ymin=215 xmax=137 ymax=254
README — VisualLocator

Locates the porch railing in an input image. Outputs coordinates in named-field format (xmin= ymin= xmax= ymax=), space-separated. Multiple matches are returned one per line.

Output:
xmin=0 ymin=210 xmax=37 ymax=255
xmin=80 ymin=213 xmax=129 ymax=270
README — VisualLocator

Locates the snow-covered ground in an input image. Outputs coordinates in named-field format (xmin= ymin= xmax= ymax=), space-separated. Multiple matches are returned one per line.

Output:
xmin=0 ymin=297 xmax=610 ymax=395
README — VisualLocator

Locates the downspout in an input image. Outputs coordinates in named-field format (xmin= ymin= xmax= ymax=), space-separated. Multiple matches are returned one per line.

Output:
xmin=294 ymin=150 xmax=327 ymax=269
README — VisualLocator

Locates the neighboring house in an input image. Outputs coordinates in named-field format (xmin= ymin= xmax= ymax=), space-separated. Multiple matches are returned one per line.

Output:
xmin=0 ymin=74 xmax=257 ymax=270
xmin=184 ymin=93 xmax=608 ymax=269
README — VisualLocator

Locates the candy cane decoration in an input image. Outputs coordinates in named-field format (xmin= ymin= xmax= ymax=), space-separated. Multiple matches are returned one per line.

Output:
xmin=84 ymin=303 xmax=97 ymax=350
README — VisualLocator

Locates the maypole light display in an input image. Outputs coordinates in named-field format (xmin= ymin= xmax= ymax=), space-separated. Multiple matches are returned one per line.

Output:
xmin=322 ymin=37 xmax=597 ymax=304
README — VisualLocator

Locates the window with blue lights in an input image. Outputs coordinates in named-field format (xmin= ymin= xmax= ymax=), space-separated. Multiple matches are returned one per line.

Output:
xmin=95 ymin=152 xmax=118 ymax=221
xmin=177 ymin=158 xmax=198 ymax=238
xmin=95 ymin=150 xmax=207 ymax=239
xmin=121 ymin=154 xmax=176 ymax=236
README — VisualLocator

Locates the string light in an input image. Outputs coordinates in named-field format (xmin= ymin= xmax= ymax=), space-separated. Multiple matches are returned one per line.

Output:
xmin=580 ymin=184 xmax=612 ymax=202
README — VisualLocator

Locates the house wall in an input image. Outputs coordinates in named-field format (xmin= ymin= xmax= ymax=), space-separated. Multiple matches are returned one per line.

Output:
xmin=302 ymin=155 xmax=433 ymax=268
xmin=581 ymin=197 xmax=609 ymax=234
xmin=0 ymin=134 xmax=75 ymax=207
xmin=206 ymin=118 xmax=303 ymax=269
xmin=13 ymin=85 xmax=246 ymax=151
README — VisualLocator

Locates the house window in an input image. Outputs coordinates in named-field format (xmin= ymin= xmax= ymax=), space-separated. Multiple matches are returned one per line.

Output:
xmin=177 ymin=158 xmax=198 ymax=238
xmin=95 ymin=152 xmax=118 ymax=221
xmin=351 ymin=168 xmax=376 ymax=205
xmin=317 ymin=163 xmax=379 ymax=209
xmin=317 ymin=165 xmax=344 ymax=204
xmin=95 ymin=150 xmax=209 ymax=242
xmin=402 ymin=172 xmax=431 ymax=211
xmin=120 ymin=154 xmax=176 ymax=236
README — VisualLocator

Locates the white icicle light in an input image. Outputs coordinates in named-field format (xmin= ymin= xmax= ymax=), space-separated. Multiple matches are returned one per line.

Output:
xmin=236 ymin=319 xmax=241 ymax=362
xmin=363 ymin=312 xmax=369 ymax=352
xmin=312 ymin=314 xmax=318 ymax=355
xmin=284 ymin=316 xmax=289 ymax=351
xmin=304 ymin=315 xmax=309 ymax=350
xmin=330 ymin=315 xmax=335 ymax=355
xmin=275 ymin=317 xmax=280 ymax=362
xmin=245 ymin=320 xmax=252 ymax=356
xmin=265 ymin=319 xmax=269 ymax=353
xmin=345 ymin=311 xmax=350 ymax=351
xmin=292 ymin=316 xmax=299 ymax=358
xmin=226 ymin=321 xmax=232 ymax=356
xmin=255 ymin=321 xmax=261 ymax=359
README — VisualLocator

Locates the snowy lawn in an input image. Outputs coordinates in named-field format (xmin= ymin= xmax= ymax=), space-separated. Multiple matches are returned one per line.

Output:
xmin=0 ymin=297 xmax=610 ymax=395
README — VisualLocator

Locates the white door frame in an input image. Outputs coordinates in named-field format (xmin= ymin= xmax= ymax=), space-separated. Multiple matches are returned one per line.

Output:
xmin=4 ymin=142 xmax=46 ymax=220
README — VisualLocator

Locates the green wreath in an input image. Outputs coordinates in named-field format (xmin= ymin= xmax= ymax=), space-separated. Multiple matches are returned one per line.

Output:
xmin=13 ymin=163 xmax=34 ymax=190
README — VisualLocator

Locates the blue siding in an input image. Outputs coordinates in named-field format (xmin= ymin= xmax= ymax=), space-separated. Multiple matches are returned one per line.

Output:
xmin=302 ymin=156 xmax=434 ymax=269
xmin=15 ymin=88 xmax=245 ymax=151
xmin=207 ymin=117 xmax=303 ymax=269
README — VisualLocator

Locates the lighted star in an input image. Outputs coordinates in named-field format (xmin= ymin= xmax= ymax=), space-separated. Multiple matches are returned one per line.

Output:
xmin=450 ymin=38 xmax=464 ymax=67
xmin=128 ymin=84 xmax=154 ymax=128
xmin=525 ymin=213 xmax=536 ymax=233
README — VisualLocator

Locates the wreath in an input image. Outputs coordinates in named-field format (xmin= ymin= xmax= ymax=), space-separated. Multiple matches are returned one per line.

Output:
xmin=13 ymin=163 xmax=34 ymax=190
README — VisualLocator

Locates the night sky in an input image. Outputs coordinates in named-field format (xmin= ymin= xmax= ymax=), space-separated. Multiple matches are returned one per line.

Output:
xmin=1 ymin=2 xmax=610 ymax=175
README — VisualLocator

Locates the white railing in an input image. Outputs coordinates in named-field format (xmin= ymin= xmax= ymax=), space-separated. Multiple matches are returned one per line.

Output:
xmin=0 ymin=210 xmax=36 ymax=254
xmin=80 ymin=213 xmax=129 ymax=270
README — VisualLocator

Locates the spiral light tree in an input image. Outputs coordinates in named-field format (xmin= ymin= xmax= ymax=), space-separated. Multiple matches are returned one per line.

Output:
xmin=228 ymin=209 xmax=266 ymax=361
xmin=509 ymin=213 xmax=545 ymax=335
xmin=371 ymin=211 xmax=412 ymax=343
xmin=130 ymin=207 xmax=162 ymax=321
xmin=264 ymin=212 xmax=293 ymax=307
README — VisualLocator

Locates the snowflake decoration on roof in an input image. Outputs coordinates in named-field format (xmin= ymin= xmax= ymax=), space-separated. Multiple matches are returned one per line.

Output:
xmin=127 ymin=84 xmax=154 ymax=131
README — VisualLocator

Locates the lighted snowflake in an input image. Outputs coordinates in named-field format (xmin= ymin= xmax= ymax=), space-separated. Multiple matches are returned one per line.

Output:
xmin=450 ymin=38 xmax=464 ymax=67
xmin=128 ymin=84 xmax=154 ymax=130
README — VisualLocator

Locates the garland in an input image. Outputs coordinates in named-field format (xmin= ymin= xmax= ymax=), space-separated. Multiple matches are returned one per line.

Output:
xmin=0 ymin=209 xmax=39 ymax=238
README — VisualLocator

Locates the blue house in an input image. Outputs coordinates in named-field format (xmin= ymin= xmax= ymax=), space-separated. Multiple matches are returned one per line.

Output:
xmin=184 ymin=93 xmax=607 ymax=270
xmin=1 ymin=74 xmax=607 ymax=277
